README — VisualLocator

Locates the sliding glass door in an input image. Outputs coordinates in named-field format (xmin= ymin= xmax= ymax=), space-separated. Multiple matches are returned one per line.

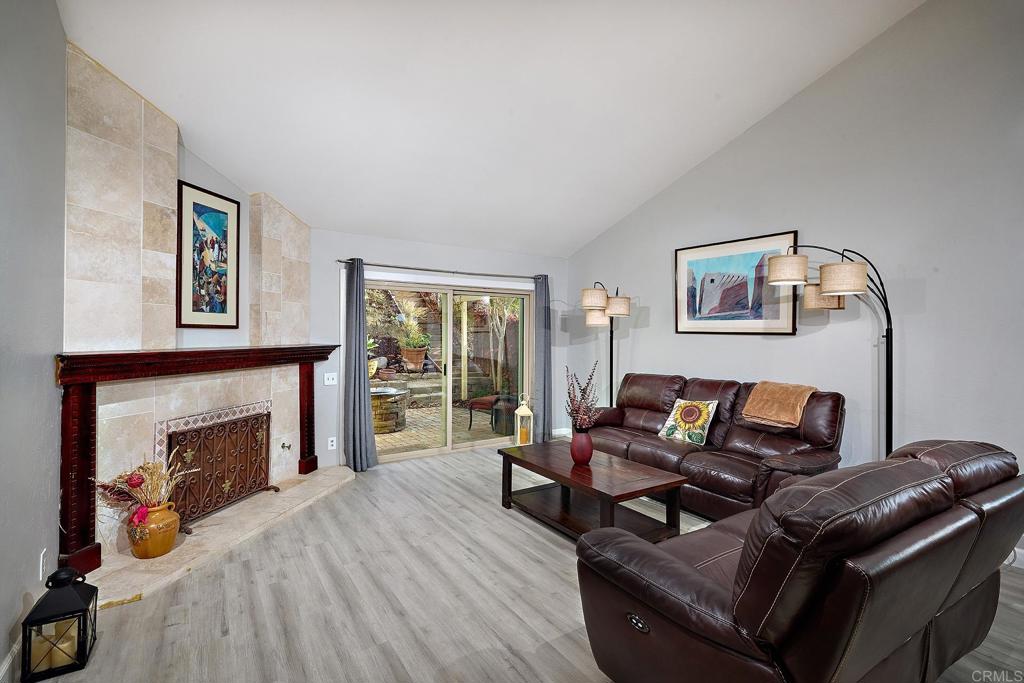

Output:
xmin=365 ymin=283 xmax=529 ymax=460
xmin=451 ymin=292 xmax=528 ymax=447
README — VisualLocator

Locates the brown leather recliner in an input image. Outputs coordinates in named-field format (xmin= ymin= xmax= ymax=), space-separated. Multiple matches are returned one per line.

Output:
xmin=591 ymin=373 xmax=846 ymax=520
xmin=576 ymin=440 xmax=1024 ymax=683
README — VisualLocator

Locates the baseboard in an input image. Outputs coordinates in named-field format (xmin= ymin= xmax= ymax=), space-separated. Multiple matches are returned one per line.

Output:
xmin=0 ymin=638 xmax=18 ymax=683
xmin=552 ymin=427 xmax=571 ymax=437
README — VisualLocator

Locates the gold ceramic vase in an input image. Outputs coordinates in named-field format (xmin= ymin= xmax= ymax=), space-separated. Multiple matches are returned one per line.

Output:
xmin=129 ymin=502 xmax=180 ymax=559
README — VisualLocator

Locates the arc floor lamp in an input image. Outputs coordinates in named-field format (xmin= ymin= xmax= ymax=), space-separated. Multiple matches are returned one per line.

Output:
xmin=581 ymin=282 xmax=631 ymax=406
xmin=766 ymin=246 xmax=894 ymax=455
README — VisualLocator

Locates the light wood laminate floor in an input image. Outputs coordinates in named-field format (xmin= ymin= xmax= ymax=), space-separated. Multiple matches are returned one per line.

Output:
xmin=60 ymin=448 xmax=1023 ymax=682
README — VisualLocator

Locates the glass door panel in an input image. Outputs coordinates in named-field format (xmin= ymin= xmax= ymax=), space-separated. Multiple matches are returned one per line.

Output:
xmin=365 ymin=286 xmax=448 ymax=457
xmin=451 ymin=292 xmax=527 ymax=447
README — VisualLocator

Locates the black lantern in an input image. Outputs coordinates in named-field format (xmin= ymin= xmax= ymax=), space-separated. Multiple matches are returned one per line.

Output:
xmin=20 ymin=568 xmax=97 ymax=682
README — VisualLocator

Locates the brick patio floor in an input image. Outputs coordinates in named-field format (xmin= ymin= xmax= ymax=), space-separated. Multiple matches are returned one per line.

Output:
xmin=375 ymin=405 xmax=509 ymax=456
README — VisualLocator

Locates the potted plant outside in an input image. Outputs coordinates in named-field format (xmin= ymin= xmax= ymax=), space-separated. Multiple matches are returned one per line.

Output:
xmin=367 ymin=335 xmax=380 ymax=378
xmin=399 ymin=331 xmax=431 ymax=371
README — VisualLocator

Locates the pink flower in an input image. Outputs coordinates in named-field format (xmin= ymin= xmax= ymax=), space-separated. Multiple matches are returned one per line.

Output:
xmin=130 ymin=505 xmax=149 ymax=526
xmin=126 ymin=473 xmax=145 ymax=488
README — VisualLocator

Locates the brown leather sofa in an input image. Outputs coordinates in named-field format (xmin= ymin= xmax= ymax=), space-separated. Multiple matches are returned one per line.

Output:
xmin=576 ymin=440 xmax=1024 ymax=683
xmin=591 ymin=373 xmax=845 ymax=520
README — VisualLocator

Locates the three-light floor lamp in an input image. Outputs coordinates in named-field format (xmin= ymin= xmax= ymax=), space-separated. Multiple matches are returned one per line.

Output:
xmin=581 ymin=282 xmax=631 ymax=406
xmin=766 ymin=246 xmax=894 ymax=455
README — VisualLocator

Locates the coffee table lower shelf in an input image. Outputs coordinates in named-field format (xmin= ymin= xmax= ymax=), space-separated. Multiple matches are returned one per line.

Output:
xmin=509 ymin=483 xmax=679 ymax=543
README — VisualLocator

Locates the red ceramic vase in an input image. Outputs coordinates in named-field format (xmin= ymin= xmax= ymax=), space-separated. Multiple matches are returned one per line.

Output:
xmin=570 ymin=429 xmax=593 ymax=465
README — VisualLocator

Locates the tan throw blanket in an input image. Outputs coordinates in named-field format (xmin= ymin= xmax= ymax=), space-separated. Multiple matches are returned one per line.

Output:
xmin=741 ymin=381 xmax=818 ymax=429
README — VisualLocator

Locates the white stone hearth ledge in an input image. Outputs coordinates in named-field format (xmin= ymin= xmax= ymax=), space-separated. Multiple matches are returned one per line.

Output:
xmin=90 ymin=465 xmax=355 ymax=607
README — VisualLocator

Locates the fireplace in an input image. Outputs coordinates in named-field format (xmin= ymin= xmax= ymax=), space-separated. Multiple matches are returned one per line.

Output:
xmin=54 ymin=344 xmax=339 ymax=573
xmin=167 ymin=411 xmax=278 ymax=527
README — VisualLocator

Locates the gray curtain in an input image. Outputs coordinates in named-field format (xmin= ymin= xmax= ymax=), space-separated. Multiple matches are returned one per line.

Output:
xmin=344 ymin=258 xmax=378 ymax=471
xmin=533 ymin=275 xmax=553 ymax=442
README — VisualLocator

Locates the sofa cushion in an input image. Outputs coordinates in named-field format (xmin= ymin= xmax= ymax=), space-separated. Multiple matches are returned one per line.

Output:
xmin=616 ymin=373 xmax=685 ymax=412
xmin=590 ymin=426 xmax=648 ymax=458
xmin=722 ymin=424 xmax=816 ymax=458
xmin=625 ymin=433 xmax=701 ymax=472
xmin=681 ymin=378 xmax=741 ymax=449
xmin=622 ymin=407 xmax=673 ymax=434
xmin=732 ymin=459 xmax=955 ymax=643
xmin=889 ymin=440 xmax=1019 ymax=498
xmin=659 ymin=526 xmax=745 ymax=585
xmin=731 ymin=382 xmax=845 ymax=450
xmin=679 ymin=450 xmax=761 ymax=502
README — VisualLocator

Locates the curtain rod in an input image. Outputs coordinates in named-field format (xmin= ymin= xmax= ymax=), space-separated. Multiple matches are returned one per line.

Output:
xmin=336 ymin=259 xmax=538 ymax=281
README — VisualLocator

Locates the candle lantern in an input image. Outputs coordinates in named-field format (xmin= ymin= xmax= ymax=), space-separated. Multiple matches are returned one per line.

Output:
xmin=21 ymin=568 xmax=97 ymax=682
xmin=514 ymin=393 xmax=534 ymax=446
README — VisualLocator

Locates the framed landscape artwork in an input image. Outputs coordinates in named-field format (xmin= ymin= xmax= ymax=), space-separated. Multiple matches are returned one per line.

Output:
xmin=177 ymin=180 xmax=241 ymax=328
xmin=674 ymin=230 xmax=797 ymax=335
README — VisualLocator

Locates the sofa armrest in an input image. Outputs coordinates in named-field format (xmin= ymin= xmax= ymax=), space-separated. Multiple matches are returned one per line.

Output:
xmin=593 ymin=406 xmax=624 ymax=428
xmin=753 ymin=450 xmax=841 ymax=505
xmin=576 ymin=528 xmax=766 ymax=661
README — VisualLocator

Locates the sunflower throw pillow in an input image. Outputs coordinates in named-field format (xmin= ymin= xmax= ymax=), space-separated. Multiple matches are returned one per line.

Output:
xmin=658 ymin=399 xmax=719 ymax=446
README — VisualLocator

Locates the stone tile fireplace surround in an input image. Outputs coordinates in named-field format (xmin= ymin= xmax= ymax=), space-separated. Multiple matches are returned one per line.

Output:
xmin=55 ymin=344 xmax=337 ymax=574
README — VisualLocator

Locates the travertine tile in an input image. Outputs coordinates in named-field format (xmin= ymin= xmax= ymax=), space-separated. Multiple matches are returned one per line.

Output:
xmin=67 ymin=203 xmax=138 ymax=240
xmin=67 ymin=126 xmax=142 ymax=219
xmin=142 ymin=276 xmax=175 ymax=305
xmin=262 ymin=271 xmax=282 ymax=293
xmin=242 ymin=368 xmax=272 ymax=402
xmin=97 ymin=412 xmax=156 ymax=480
xmin=282 ymin=258 xmax=310 ymax=304
xmin=154 ymin=377 xmax=200 ymax=421
xmin=269 ymin=430 xmax=300 ymax=483
xmin=67 ymin=49 xmax=141 ymax=150
xmin=143 ymin=101 xmax=178 ymax=154
xmin=262 ymin=237 xmax=282 ymax=275
xmin=196 ymin=374 xmax=245 ymax=413
xmin=249 ymin=304 xmax=262 ymax=345
xmin=272 ymin=366 xmax=298 ymax=393
xmin=280 ymin=302 xmax=310 ymax=344
xmin=141 ymin=303 xmax=176 ymax=349
xmin=143 ymin=144 xmax=177 ymax=209
xmin=281 ymin=221 xmax=310 ymax=262
xmin=97 ymin=380 xmax=156 ymax=420
xmin=66 ymin=219 xmax=141 ymax=284
xmin=262 ymin=290 xmax=281 ymax=313
xmin=142 ymin=249 xmax=176 ymax=280
xmin=65 ymin=278 xmax=141 ymax=351
xmin=249 ymin=253 xmax=262 ymax=302
xmin=262 ymin=310 xmax=281 ymax=345
xmin=143 ymin=201 xmax=177 ymax=253
xmin=261 ymin=196 xmax=284 ymax=239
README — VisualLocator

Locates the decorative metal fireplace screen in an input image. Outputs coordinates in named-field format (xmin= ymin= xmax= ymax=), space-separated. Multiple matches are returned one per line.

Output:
xmin=167 ymin=412 xmax=274 ymax=525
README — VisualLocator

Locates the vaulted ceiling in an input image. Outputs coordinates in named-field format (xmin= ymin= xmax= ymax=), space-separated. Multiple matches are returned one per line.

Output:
xmin=57 ymin=1 xmax=923 ymax=256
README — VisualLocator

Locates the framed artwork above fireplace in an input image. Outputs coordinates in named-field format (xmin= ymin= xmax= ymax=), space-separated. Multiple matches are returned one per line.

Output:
xmin=177 ymin=180 xmax=241 ymax=328
xmin=674 ymin=230 xmax=798 ymax=335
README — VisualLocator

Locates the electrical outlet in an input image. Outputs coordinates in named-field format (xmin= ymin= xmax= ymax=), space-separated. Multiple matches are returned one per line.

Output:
xmin=324 ymin=372 xmax=338 ymax=386
xmin=327 ymin=437 xmax=337 ymax=450
xmin=39 ymin=548 xmax=47 ymax=581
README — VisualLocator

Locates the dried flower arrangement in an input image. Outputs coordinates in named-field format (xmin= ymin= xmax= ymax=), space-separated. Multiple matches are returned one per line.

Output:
xmin=95 ymin=448 xmax=196 ymax=544
xmin=565 ymin=361 xmax=600 ymax=432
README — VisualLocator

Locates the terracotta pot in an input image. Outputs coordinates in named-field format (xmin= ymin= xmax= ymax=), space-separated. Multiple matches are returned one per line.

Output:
xmin=570 ymin=429 xmax=593 ymax=466
xmin=377 ymin=368 xmax=397 ymax=381
xmin=367 ymin=358 xmax=380 ymax=379
xmin=129 ymin=503 xmax=180 ymax=560
xmin=400 ymin=347 xmax=427 ymax=370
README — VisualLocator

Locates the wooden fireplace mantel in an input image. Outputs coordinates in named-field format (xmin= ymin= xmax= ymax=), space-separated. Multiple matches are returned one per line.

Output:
xmin=55 ymin=343 xmax=339 ymax=574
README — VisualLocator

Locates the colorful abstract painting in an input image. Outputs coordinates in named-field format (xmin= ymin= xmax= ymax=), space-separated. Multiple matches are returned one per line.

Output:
xmin=177 ymin=181 xmax=240 ymax=328
xmin=674 ymin=231 xmax=797 ymax=335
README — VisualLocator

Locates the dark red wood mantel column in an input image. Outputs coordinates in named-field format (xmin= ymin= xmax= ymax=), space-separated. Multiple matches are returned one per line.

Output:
xmin=54 ymin=344 xmax=339 ymax=574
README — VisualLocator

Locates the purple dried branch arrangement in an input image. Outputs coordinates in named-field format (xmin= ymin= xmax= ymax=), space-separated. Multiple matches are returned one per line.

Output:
xmin=565 ymin=361 xmax=600 ymax=431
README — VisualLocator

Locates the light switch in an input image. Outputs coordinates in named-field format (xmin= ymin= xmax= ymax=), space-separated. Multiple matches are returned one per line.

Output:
xmin=324 ymin=372 xmax=338 ymax=385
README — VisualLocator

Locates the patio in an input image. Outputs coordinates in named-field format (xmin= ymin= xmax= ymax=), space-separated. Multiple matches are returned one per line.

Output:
xmin=375 ymin=404 xmax=511 ymax=456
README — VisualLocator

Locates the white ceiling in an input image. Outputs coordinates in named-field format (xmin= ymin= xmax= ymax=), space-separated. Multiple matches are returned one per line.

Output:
xmin=57 ymin=1 xmax=923 ymax=257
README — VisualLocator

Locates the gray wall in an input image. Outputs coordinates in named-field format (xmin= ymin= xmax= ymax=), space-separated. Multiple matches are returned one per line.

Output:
xmin=310 ymin=229 xmax=571 ymax=468
xmin=0 ymin=0 xmax=66 ymax=677
xmin=177 ymin=145 xmax=251 ymax=348
xmin=567 ymin=0 xmax=1024 ymax=467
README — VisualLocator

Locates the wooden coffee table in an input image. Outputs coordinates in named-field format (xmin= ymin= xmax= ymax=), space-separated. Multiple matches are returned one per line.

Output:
xmin=499 ymin=441 xmax=687 ymax=542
